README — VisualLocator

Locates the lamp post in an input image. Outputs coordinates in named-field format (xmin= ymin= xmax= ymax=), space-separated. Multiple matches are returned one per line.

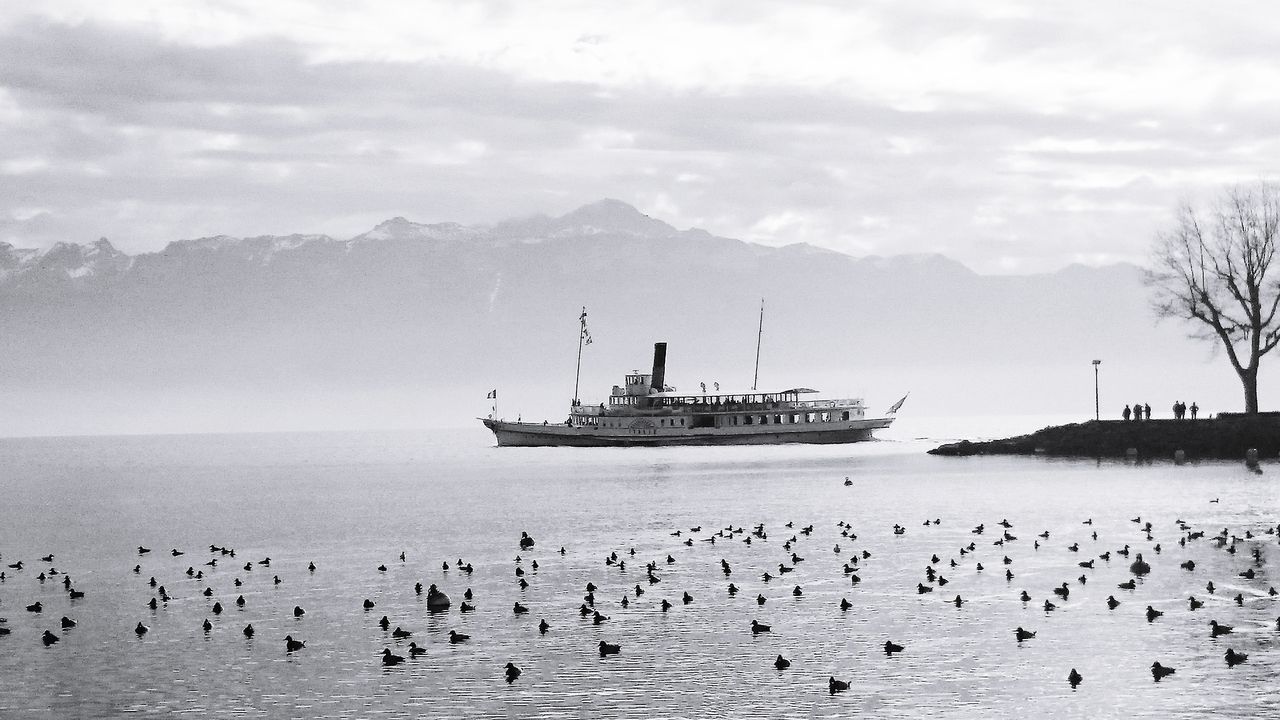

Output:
xmin=1092 ymin=359 xmax=1101 ymax=421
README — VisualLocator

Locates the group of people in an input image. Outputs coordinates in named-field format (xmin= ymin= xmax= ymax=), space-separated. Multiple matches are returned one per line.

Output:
xmin=1121 ymin=400 xmax=1199 ymax=421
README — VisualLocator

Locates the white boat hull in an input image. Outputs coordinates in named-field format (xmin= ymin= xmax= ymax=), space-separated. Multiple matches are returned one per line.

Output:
xmin=482 ymin=417 xmax=893 ymax=447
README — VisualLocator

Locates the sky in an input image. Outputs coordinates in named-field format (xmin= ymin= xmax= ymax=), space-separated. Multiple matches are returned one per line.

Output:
xmin=2 ymin=1 xmax=1279 ymax=273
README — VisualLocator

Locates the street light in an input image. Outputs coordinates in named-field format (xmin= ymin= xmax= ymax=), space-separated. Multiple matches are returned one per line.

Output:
xmin=1092 ymin=360 xmax=1101 ymax=421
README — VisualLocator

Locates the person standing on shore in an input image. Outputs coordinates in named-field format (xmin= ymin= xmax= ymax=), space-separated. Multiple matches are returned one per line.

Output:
xmin=1190 ymin=402 xmax=1199 ymax=419
xmin=1123 ymin=405 xmax=1132 ymax=421
xmin=1144 ymin=403 xmax=1151 ymax=421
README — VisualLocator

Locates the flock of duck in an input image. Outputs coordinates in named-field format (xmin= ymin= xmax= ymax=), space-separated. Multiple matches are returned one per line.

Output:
xmin=1 ymin=489 xmax=1277 ymax=697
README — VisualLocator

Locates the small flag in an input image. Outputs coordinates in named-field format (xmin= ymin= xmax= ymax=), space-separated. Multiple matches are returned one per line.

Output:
xmin=486 ymin=389 xmax=497 ymax=399
xmin=580 ymin=308 xmax=592 ymax=345
xmin=887 ymin=393 xmax=909 ymax=414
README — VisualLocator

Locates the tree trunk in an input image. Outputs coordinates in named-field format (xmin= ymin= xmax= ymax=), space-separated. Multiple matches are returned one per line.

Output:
xmin=1239 ymin=366 xmax=1259 ymax=414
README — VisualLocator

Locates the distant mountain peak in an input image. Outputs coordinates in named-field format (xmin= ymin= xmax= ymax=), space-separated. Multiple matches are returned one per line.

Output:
xmin=552 ymin=199 xmax=677 ymax=238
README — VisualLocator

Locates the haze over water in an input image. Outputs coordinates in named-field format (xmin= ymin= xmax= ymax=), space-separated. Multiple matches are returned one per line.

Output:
xmin=1 ymin=427 xmax=1278 ymax=718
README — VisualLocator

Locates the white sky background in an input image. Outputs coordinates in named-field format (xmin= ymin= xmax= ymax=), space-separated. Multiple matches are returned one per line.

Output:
xmin=2 ymin=1 xmax=1279 ymax=273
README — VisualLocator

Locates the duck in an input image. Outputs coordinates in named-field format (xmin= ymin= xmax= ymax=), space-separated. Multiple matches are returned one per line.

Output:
xmin=1107 ymin=596 xmax=1121 ymax=610
xmin=1117 ymin=579 xmax=1136 ymax=590
xmin=42 ymin=630 xmax=59 ymax=645
xmin=727 ymin=583 xmax=738 ymax=596
xmin=1225 ymin=648 xmax=1248 ymax=667
xmin=751 ymin=620 xmax=771 ymax=634
xmin=408 ymin=642 xmax=426 ymax=656
xmin=68 ymin=588 xmax=85 ymax=600
xmin=381 ymin=648 xmax=405 ymax=666
xmin=135 ymin=622 xmax=149 ymax=635
xmin=426 ymin=584 xmax=451 ymax=612
xmin=592 ymin=611 xmax=609 ymax=625
xmin=1043 ymin=599 xmax=1056 ymax=612
xmin=792 ymin=586 xmax=803 ymax=597
xmin=392 ymin=626 xmax=412 ymax=638
xmin=363 ymin=599 xmax=376 ymax=610
xmin=683 ymin=592 xmax=694 ymax=604
xmin=448 ymin=630 xmax=470 ymax=644
xmin=1151 ymin=661 xmax=1175 ymax=681
xmin=378 ymin=616 xmax=390 ymax=630
xmin=1020 ymin=590 xmax=1032 ymax=602
xmin=1144 ymin=605 xmax=1163 ymax=622
xmin=829 ymin=677 xmax=850 ymax=694
xmin=1209 ymin=620 xmax=1233 ymax=637
xmin=598 ymin=640 xmax=621 ymax=656
xmin=513 ymin=602 xmax=529 ymax=614
xmin=538 ymin=619 xmax=550 ymax=634
xmin=293 ymin=605 xmax=304 ymax=617
xmin=26 ymin=601 xmax=42 ymax=613
xmin=1188 ymin=596 xmax=1203 ymax=610
xmin=840 ymin=598 xmax=852 ymax=611
xmin=138 ymin=547 xmax=150 ymax=555
xmin=1129 ymin=553 xmax=1151 ymax=575
xmin=60 ymin=616 xmax=76 ymax=629
xmin=1015 ymin=627 xmax=1036 ymax=642
xmin=757 ymin=594 xmax=767 ymax=605
xmin=243 ymin=624 xmax=255 ymax=637
xmin=917 ymin=583 xmax=933 ymax=594
xmin=1068 ymin=668 xmax=1083 ymax=688
xmin=1052 ymin=583 xmax=1070 ymax=600
xmin=884 ymin=640 xmax=904 ymax=655
xmin=212 ymin=602 xmax=223 ymax=615
xmin=504 ymin=662 xmax=522 ymax=681
xmin=953 ymin=595 xmax=965 ymax=607
xmin=774 ymin=654 xmax=791 ymax=669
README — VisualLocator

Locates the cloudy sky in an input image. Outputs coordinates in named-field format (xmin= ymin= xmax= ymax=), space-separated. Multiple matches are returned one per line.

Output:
xmin=1 ymin=1 xmax=1277 ymax=273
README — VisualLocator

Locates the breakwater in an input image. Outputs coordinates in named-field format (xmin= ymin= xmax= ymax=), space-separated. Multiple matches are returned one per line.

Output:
xmin=929 ymin=413 xmax=1280 ymax=460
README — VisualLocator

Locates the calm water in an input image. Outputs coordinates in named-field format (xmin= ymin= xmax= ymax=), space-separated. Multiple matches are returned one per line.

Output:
xmin=1 ymin=428 xmax=1278 ymax=718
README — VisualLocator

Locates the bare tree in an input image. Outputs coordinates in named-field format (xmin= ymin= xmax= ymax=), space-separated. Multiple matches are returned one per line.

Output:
xmin=1147 ymin=182 xmax=1280 ymax=414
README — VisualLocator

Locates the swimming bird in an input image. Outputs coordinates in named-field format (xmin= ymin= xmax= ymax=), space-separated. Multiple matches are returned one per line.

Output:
xmin=392 ymin=626 xmax=412 ymax=638
xmin=42 ymin=630 xmax=59 ymax=645
xmin=1151 ymin=662 xmax=1175 ymax=681
xmin=408 ymin=642 xmax=426 ymax=656
xmin=1015 ymin=627 xmax=1036 ymax=642
xmin=381 ymin=648 xmax=405 ymax=666
xmin=1020 ymin=590 xmax=1032 ymax=602
xmin=917 ymin=583 xmax=933 ymax=594
xmin=363 ymin=599 xmax=376 ymax=610
xmin=751 ymin=620 xmax=771 ymax=634
xmin=1188 ymin=596 xmax=1203 ymax=610
xmin=308 ymin=561 xmax=316 ymax=572
xmin=757 ymin=594 xmax=766 ymax=605
xmin=1107 ymin=596 xmax=1120 ymax=610
xmin=1043 ymin=600 xmax=1056 ymax=612
xmin=284 ymin=635 xmax=305 ymax=652
xmin=172 ymin=549 xmax=183 ymax=556
xmin=26 ymin=602 xmax=41 ymax=613
xmin=840 ymin=598 xmax=852 ymax=611
xmin=774 ymin=654 xmax=790 ymax=669
xmin=683 ymin=592 xmax=694 ymax=604
xmin=953 ymin=595 xmax=965 ymax=607
xmin=1180 ymin=560 xmax=1195 ymax=571
xmin=1209 ymin=620 xmax=1232 ymax=637
xmin=138 ymin=547 xmax=150 ymax=555
xmin=661 ymin=599 xmax=672 ymax=612
xmin=598 ymin=640 xmax=621 ymax=656
xmin=504 ymin=662 xmax=522 ymax=682
xmin=727 ymin=583 xmax=738 ymax=595
xmin=60 ymin=616 xmax=75 ymax=629
xmin=1225 ymin=648 xmax=1248 ymax=667
xmin=379 ymin=616 xmax=390 ymax=630
xmin=1146 ymin=606 xmax=1163 ymax=622
xmin=792 ymin=586 xmax=803 ymax=597
xmin=1053 ymin=583 xmax=1070 ymax=599
xmin=593 ymin=611 xmax=609 ymax=625
xmin=829 ymin=677 xmax=850 ymax=694
xmin=202 ymin=618 xmax=213 ymax=632
xmin=448 ymin=630 xmax=470 ymax=644
xmin=68 ymin=588 xmax=84 ymax=600
xmin=135 ymin=622 xmax=148 ymax=635
xmin=884 ymin=640 xmax=904 ymax=655
xmin=1129 ymin=553 xmax=1151 ymax=575
xmin=538 ymin=619 xmax=550 ymax=634
xmin=212 ymin=602 xmax=223 ymax=615
xmin=1117 ymin=579 xmax=1136 ymax=590
xmin=1206 ymin=581 xmax=1215 ymax=594
xmin=513 ymin=602 xmax=529 ymax=614
xmin=244 ymin=624 xmax=255 ymax=637
xmin=1068 ymin=668 xmax=1083 ymax=688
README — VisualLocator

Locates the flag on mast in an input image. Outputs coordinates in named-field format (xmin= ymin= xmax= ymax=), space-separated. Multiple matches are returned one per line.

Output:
xmin=486 ymin=389 xmax=497 ymax=399
xmin=580 ymin=308 xmax=592 ymax=345
xmin=887 ymin=393 xmax=909 ymax=414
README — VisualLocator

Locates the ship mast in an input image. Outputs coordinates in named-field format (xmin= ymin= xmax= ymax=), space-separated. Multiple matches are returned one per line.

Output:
xmin=573 ymin=306 xmax=588 ymax=405
xmin=752 ymin=297 xmax=764 ymax=391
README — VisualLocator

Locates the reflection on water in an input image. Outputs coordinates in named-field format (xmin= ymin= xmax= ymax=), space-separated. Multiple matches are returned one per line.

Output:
xmin=0 ymin=429 xmax=1277 ymax=718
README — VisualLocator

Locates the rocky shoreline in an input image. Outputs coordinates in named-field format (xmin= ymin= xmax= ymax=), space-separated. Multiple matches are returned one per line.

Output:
xmin=928 ymin=413 xmax=1280 ymax=460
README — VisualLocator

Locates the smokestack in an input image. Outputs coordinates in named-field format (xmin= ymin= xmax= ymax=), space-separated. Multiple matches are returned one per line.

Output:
xmin=650 ymin=342 xmax=667 ymax=392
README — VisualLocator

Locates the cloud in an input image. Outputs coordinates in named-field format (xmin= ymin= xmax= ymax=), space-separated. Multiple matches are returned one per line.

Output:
xmin=0 ymin=5 xmax=1277 ymax=271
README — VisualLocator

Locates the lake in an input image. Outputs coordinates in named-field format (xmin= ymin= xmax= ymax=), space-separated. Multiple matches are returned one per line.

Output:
xmin=0 ymin=426 xmax=1277 ymax=718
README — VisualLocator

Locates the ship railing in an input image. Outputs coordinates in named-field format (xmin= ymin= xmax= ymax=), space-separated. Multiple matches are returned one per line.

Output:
xmin=791 ymin=399 xmax=863 ymax=409
xmin=570 ymin=405 xmax=606 ymax=416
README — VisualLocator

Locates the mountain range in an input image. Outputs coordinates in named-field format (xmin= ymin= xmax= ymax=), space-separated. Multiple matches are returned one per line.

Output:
xmin=0 ymin=199 xmax=1255 ymax=437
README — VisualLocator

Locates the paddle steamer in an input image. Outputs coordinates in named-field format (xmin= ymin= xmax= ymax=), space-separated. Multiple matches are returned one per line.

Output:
xmin=482 ymin=335 xmax=902 ymax=447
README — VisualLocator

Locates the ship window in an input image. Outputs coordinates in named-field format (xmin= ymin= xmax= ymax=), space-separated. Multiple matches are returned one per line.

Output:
xmin=822 ymin=412 xmax=830 ymax=422
xmin=805 ymin=413 xmax=814 ymax=423
xmin=760 ymin=415 xmax=768 ymax=424
xmin=774 ymin=415 xmax=782 ymax=424
xmin=744 ymin=415 xmax=753 ymax=425
xmin=791 ymin=414 xmax=799 ymax=423
xmin=841 ymin=411 xmax=850 ymax=421
xmin=680 ymin=418 xmax=685 ymax=426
